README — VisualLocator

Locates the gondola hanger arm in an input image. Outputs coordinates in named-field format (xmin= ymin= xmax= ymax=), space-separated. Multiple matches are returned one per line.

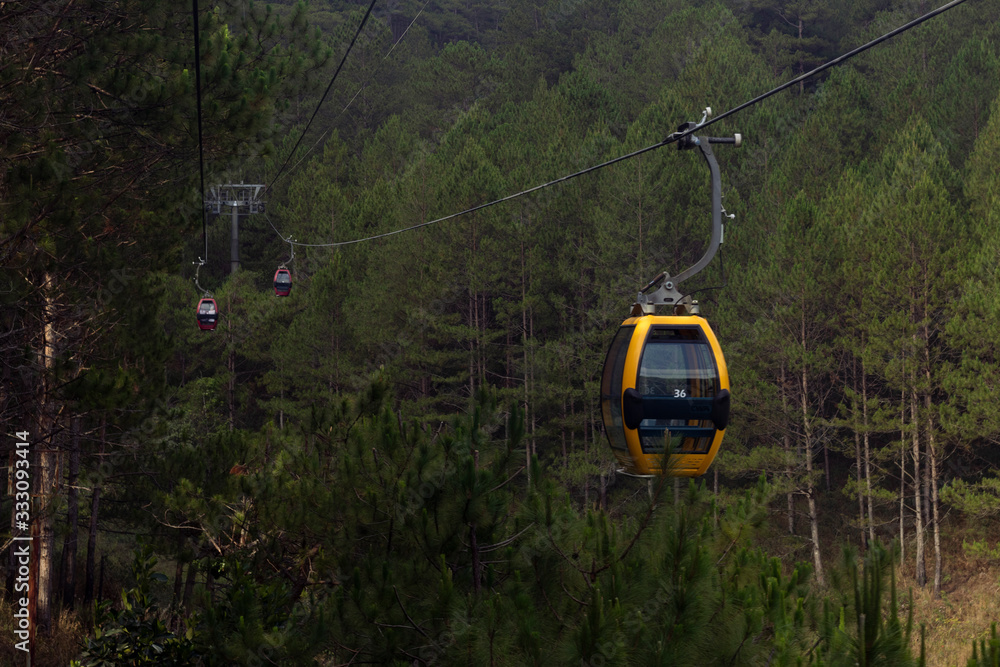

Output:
xmin=633 ymin=108 xmax=740 ymax=316
xmin=192 ymin=258 xmax=213 ymax=298
xmin=279 ymin=237 xmax=295 ymax=269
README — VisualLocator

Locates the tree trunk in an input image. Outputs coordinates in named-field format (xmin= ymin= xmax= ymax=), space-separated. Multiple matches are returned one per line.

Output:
xmin=852 ymin=358 xmax=866 ymax=550
xmin=797 ymin=17 xmax=805 ymax=94
xmin=278 ymin=357 xmax=284 ymax=431
xmin=98 ymin=554 xmax=106 ymax=602
xmin=853 ymin=430 xmax=865 ymax=548
xmin=521 ymin=238 xmax=530 ymax=482
xmin=823 ymin=441 xmax=831 ymax=492
xmin=929 ymin=430 xmax=942 ymax=598
xmin=84 ymin=418 xmax=105 ymax=603
xmin=470 ymin=443 xmax=483 ymax=592
xmin=37 ymin=271 xmax=59 ymax=634
xmin=470 ymin=522 xmax=482 ymax=594
xmin=528 ymin=306 xmax=536 ymax=458
xmin=781 ymin=364 xmax=794 ymax=536
xmin=183 ymin=560 xmax=198 ymax=611
xmin=600 ymin=472 xmax=607 ymax=512
xmin=804 ymin=420 xmax=823 ymax=586
xmin=561 ymin=387 xmax=568 ymax=469
xmin=170 ymin=559 xmax=185 ymax=632
xmin=909 ymin=294 xmax=926 ymax=587
xmin=801 ymin=329 xmax=823 ymax=586
xmin=172 ymin=560 xmax=184 ymax=608
xmin=505 ymin=330 xmax=513 ymax=392
xmin=924 ymin=333 xmax=942 ymax=597
xmin=899 ymin=394 xmax=906 ymax=564
xmin=911 ymin=384 xmax=925 ymax=587
xmin=922 ymin=433 xmax=931 ymax=546
xmin=468 ymin=216 xmax=479 ymax=399
xmin=862 ymin=358 xmax=875 ymax=547
xmin=570 ymin=389 xmax=576 ymax=463
xmin=479 ymin=293 xmax=487 ymax=390
xmin=61 ymin=417 xmax=81 ymax=608
xmin=468 ymin=290 xmax=476 ymax=398
xmin=228 ymin=290 xmax=236 ymax=431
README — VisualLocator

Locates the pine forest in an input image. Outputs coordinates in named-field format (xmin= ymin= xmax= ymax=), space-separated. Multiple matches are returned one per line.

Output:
xmin=4 ymin=0 xmax=1000 ymax=664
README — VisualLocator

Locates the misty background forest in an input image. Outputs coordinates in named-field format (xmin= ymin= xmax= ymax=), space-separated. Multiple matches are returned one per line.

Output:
xmin=4 ymin=0 xmax=1000 ymax=664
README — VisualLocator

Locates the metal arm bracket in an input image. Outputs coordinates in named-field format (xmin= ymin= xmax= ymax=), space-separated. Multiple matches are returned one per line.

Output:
xmin=632 ymin=113 xmax=740 ymax=315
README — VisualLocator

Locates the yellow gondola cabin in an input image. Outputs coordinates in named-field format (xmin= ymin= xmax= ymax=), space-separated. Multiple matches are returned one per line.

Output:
xmin=599 ymin=110 xmax=740 ymax=477
xmin=601 ymin=314 xmax=730 ymax=477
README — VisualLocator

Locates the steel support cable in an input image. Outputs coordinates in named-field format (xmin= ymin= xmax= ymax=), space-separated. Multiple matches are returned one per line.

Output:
xmin=263 ymin=2 xmax=431 ymax=250
xmin=265 ymin=140 xmax=668 ymax=248
xmin=192 ymin=0 xmax=208 ymax=263
xmin=267 ymin=0 xmax=432 ymax=196
xmin=677 ymin=0 xmax=971 ymax=139
xmin=271 ymin=0 xmax=971 ymax=249
xmin=266 ymin=0 xmax=379 ymax=192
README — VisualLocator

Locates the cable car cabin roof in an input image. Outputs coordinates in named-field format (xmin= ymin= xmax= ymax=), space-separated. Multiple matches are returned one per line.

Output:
xmin=600 ymin=314 xmax=729 ymax=477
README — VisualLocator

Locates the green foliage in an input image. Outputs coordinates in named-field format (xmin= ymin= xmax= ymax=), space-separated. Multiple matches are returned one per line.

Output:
xmin=122 ymin=375 xmax=851 ymax=665
xmin=10 ymin=0 xmax=1000 ymax=662
xmin=940 ymin=478 xmax=1000 ymax=518
xmin=966 ymin=624 xmax=1000 ymax=667
xmin=806 ymin=544 xmax=918 ymax=667
xmin=73 ymin=547 xmax=199 ymax=667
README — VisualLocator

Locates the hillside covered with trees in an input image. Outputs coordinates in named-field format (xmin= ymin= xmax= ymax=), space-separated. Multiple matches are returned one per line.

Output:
xmin=4 ymin=0 xmax=1000 ymax=663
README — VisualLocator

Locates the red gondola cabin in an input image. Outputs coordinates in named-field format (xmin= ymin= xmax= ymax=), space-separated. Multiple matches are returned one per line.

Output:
xmin=196 ymin=298 xmax=218 ymax=331
xmin=273 ymin=268 xmax=292 ymax=296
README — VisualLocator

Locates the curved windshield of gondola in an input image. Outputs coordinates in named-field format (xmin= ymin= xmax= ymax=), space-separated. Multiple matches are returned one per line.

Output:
xmin=600 ymin=325 xmax=634 ymax=452
xmin=636 ymin=329 xmax=718 ymax=454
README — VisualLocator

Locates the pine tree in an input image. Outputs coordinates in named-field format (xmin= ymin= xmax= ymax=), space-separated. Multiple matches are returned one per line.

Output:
xmin=1 ymin=0 xmax=331 ymax=625
xmin=816 ymin=544 xmax=918 ymax=667
xmin=862 ymin=117 xmax=966 ymax=593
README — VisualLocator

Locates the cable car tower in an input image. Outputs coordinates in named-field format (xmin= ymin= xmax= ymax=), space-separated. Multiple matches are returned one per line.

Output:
xmin=204 ymin=183 xmax=266 ymax=274
xmin=601 ymin=108 xmax=739 ymax=478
